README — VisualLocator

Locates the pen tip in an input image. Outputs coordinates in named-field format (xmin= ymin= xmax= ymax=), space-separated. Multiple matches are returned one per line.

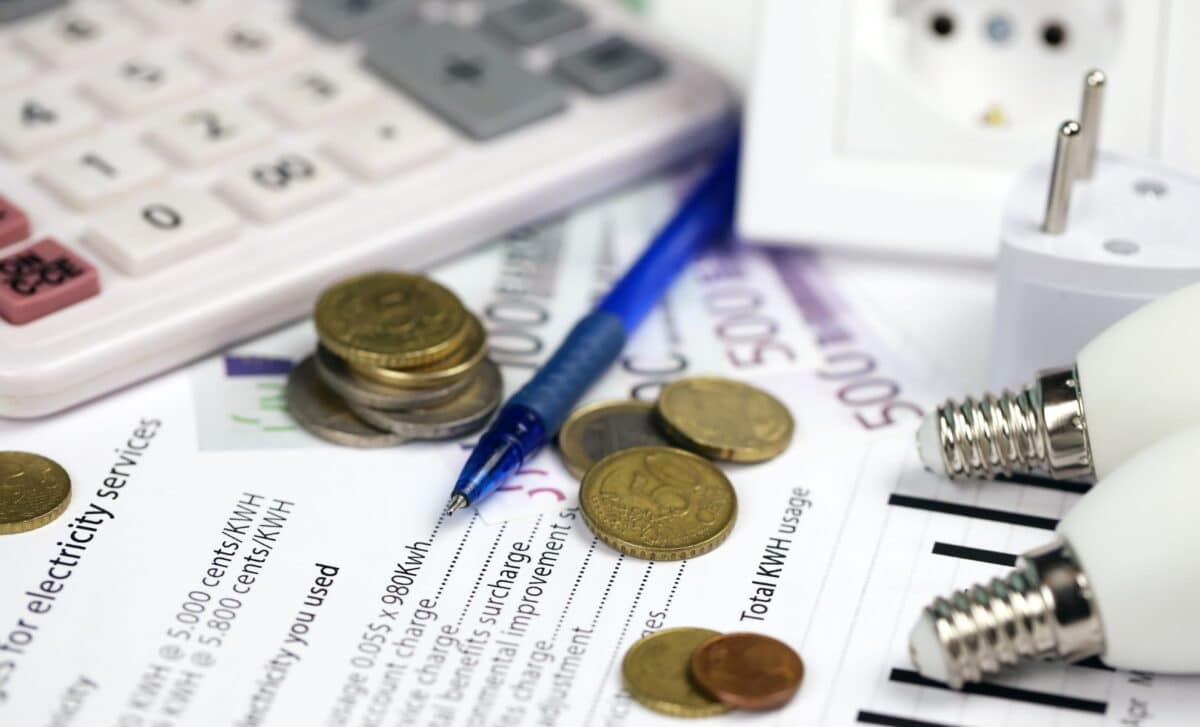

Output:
xmin=446 ymin=494 xmax=468 ymax=516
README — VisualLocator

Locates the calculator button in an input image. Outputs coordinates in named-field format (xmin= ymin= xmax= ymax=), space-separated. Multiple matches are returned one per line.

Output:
xmin=83 ymin=53 xmax=209 ymax=117
xmin=16 ymin=5 xmax=139 ymax=67
xmin=255 ymin=65 xmax=376 ymax=128
xmin=191 ymin=20 xmax=310 ymax=78
xmin=0 ymin=46 xmax=37 ymax=89
xmin=0 ymin=197 xmax=31 ymax=249
xmin=0 ymin=0 xmax=65 ymax=24
xmin=0 ymin=238 xmax=100 ymax=325
xmin=145 ymin=102 xmax=273 ymax=167
xmin=555 ymin=36 xmax=665 ymax=96
xmin=36 ymin=137 xmax=168 ymax=210
xmin=0 ymin=89 xmax=100 ymax=160
xmin=296 ymin=0 xmax=417 ymax=42
xmin=85 ymin=187 xmax=240 ymax=275
xmin=217 ymin=149 xmax=349 ymax=222
xmin=366 ymin=23 xmax=565 ymax=140
xmin=484 ymin=0 xmax=588 ymax=47
xmin=122 ymin=0 xmax=231 ymax=29
xmin=323 ymin=104 xmax=452 ymax=180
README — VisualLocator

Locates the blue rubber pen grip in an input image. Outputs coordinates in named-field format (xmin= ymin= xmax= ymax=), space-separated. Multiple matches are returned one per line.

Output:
xmin=509 ymin=310 xmax=627 ymax=433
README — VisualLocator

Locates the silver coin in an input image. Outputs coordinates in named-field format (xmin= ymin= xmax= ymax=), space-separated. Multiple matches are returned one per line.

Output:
xmin=314 ymin=345 xmax=473 ymax=411
xmin=286 ymin=357 xmax=410 ymax=448
xmin=349 ymin=359 xmax=503 ymax=440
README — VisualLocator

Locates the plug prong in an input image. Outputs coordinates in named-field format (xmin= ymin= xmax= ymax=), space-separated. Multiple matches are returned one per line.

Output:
xmin=1077 ymin=69 xmax=1106 ymax=180
xmin=1043 ymin=120 xmax=1082 ymax=234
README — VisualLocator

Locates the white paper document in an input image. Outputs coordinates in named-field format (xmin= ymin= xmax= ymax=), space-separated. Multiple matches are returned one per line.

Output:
xmin=1 ymin=177 xmax=1195 ymax=726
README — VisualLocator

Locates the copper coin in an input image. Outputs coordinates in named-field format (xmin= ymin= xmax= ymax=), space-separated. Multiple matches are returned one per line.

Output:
xmin=689 ymin=632 xmax=804 ymax=710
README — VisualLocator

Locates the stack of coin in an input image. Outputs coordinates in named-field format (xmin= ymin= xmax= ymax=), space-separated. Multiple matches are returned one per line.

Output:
xmin=558 ymin=376 xmax=794 ymax=477
xmin=563 ymin=377 xmax=793 ymax=562
xmin=287 ymin=272 xmax=502 ymax=447
xmin=623 ymin=628 xmax=804 ymax=717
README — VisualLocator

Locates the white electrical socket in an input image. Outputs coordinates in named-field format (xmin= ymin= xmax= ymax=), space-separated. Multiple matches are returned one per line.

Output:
xmin=739 ymin=0 xmax=1200 ymax=259
xmin=991 ymin=75 xmax=1200 ymax=387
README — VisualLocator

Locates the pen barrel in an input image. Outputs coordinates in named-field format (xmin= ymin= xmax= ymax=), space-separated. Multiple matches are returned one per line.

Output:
xmin=509 ymin=311 xmax=628 ymax=435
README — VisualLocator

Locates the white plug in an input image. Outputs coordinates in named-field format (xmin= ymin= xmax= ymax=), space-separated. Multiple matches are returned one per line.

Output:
xmin=910 ymin=425 xmax=1200 ymax=688
xmin=992 ymin=70 xmax=1200 ymax=386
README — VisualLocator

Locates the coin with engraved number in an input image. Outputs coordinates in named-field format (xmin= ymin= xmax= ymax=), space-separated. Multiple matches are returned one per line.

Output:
xmin=315 ymin=345 xmax=472 ymax=412
xmin=580 ymin=446 xmax=736 ymax=561
xmin=286 ymin=357 xmax=410 ymax=448
xmin=348 ymin=359 xmax=502 ymax=440
xmin=0 ymin=451 xmax=71 ymax=535
xmin=314 ymin=272 xmax=469 ymax=369
xmin=656 ymin=377 xmax=794 ymax=463
xmin=557 ymin=400 xmax=672 ymax=480
xmin=690 ymin=632 xmax=805 ymax=710
xmin=622 ymin=627 xmax=731 ymax=718
xmin=348 ymin=314 xmax=487 ymax=390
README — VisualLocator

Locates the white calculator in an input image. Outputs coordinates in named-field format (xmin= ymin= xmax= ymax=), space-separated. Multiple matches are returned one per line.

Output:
xmin=0 ymin=0 xmax=735 ymax=418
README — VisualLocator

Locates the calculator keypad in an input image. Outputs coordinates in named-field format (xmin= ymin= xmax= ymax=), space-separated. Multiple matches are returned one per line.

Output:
xmin=484 ymin=0 xmax=589 ymax=47
xmin=0 ymin=88 xmax=101 ymax=159
xmin=218 ymin=149 xmax=349 ymax=221
xmin=0 ymin=197 xmax=31 ymax=249
xmin=0 ymin=238 xmax=100 ymax=325
xmin=295 ymin=0 xmax=418 ymax=42
xmin=366 ymin=23 xmax=566 ymax=140
xmin=17 ymin=5 xmax=139 ymax=67
xmin=36 ymin=136 xmax=169 ymax=210
xmin=145 ymin=102 xmax=275 ymax=167
xmin=323 ymin=103 xmax=453 ymax=181
xmin=555 ymin=36 xmax=665 ymax=96
xmin=0 ymin=0 xmax=673 ymax=331
xmin=85 ymin=187 xmax=241 ymax=275
xmin=255 ymin=64 xmax=377 ymax=128
xmin=83 ymin=52 xmax=210 ymax=117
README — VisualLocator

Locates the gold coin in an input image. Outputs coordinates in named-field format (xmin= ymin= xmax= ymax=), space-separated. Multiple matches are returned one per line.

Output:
xmin=557 ymin=400 xmax=672 ymax=480
xmin=622 ymin=627 xmax=731 ymax=718
xmin=657 ymin=377 xmax=794 ymax=463
xmin=0 ymin=452 xmax=71 ymax=535
xmin=580 ymin=446 xmax=736 ymax=561
xmin=348 ymin=314 xmax=487 ymax=390
xmin=315 ymin=272 xmax=469 ymax=369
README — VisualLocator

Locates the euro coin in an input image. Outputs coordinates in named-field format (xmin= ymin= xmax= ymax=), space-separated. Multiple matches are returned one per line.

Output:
xmin=315 ymin=345 xmax=472 ymax=411
xmin=557 ymin=400 xmax=672 ymax=480
xmin=0 ymin=452 xmax=71 ymax=535
xmin=580 ymin=446 xmax=736 ymax=561
xmin=690 ymin=632 xmax=805 ymax=710
xmin=349 ymin=359 xmax=502 ymax=440
xmin=348 ymin=314 xmax=487 ymax=390
xmin=657 ymin=377 xmax=794 ymax=463
xmin=622 ymin=627 xmax=731 ymax=718
xmin=315 ymin=272 xmax=469 ymax=369
xmin=286 ymin=357 xmax=410 ymax=448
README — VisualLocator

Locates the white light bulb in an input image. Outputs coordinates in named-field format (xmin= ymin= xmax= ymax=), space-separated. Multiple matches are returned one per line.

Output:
xmin=918 ymin=280 xmax=1200 ymax=482
xmin=910 ymin=426 xmax=1200 ymax=687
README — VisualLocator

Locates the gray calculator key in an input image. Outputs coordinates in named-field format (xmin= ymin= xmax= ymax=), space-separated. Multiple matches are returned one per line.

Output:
xmin=484 ymin=0 xmax=588 ymax=47
xmin=296 ymin=0 xmax=418 ymax=41
xmin=0 ymin=0 xmax=65 ymax=23
xmin=366 ymin=23 xmax=566 ymax=140
xmin=555 ymin=36 xmax=665 ymax=96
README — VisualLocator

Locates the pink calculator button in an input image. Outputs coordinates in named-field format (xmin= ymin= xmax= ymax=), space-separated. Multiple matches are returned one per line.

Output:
xmin=0 ymin=239 xmax=100 ymax=325
xmin=0 ymin=197 xmax=30 ymax=249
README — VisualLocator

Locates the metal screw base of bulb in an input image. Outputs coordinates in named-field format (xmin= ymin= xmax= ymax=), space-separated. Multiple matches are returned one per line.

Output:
xmin=912 ymin=540 xmax=1105 ymax=689
xmin=932 ymin=366 xmax=1094 ymax=481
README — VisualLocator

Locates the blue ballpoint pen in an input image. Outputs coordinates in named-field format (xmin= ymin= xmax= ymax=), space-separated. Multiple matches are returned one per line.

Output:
xmin=446 ymin=135 xmax=741 ymax=515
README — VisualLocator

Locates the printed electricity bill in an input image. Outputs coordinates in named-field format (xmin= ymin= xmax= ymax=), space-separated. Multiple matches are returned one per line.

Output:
xmin=1 ymin=176 xmax=1195 ymax=727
